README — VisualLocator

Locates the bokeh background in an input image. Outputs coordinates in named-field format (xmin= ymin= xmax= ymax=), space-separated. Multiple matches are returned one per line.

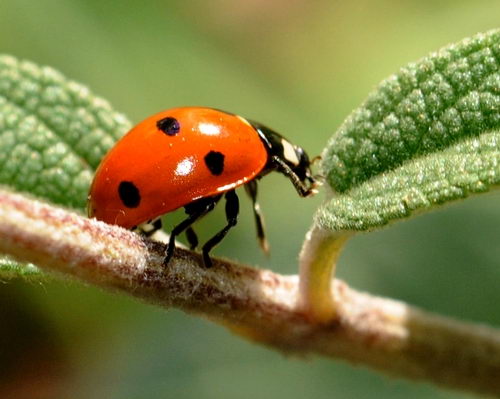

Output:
xmin=1 ymin=1 xmax=499 ymax=398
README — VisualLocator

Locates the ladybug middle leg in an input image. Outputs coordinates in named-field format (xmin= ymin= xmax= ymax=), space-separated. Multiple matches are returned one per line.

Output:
xmin=244 ymin=180 xmax=269 ymax=255
xmin=201 ymin=189 xmax=239 ymax=268
xmin=164 ymin=195 xmax=221 ymax=266
xmin=185 ymin=227 xmax=198 ymax=250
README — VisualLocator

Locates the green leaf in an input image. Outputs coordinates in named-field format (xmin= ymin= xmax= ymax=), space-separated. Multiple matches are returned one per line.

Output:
xmin=0 ymin=55 xmax=130 ymax=210
xmin=318 ymin=29 xmax=500 ymax=232
xmin=0 ymin=256 xmax=46 ymax=281
xmin=0 ymin=55 xmax=131 ymax=278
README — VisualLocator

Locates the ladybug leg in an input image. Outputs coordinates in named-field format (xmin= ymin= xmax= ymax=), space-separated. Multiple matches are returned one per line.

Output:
xmin=133 ymin=217 xmax=162 ymax=237
xmin=185 ymin=227 xmax=198 ymax=250
xmin=271 ymin=155 xmax=318 ymax=197
xmin=164 ymin=196 xmax=220 ymax=266
xmin=244 ymin=181 xmax=270 ymax=255
xmin=201 ymin=189 xmax=239 ymax=268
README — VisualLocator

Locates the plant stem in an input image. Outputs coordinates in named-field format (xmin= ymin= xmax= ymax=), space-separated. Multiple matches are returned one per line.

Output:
xmin=298 ymin=225 xmax=351 ymax=322
xmin=1 ymin=189 xmax=500 ymax=397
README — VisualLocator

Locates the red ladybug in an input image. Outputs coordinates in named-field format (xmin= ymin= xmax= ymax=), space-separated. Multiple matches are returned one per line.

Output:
xmin=88 ymin=107 xmax=318 ymax=267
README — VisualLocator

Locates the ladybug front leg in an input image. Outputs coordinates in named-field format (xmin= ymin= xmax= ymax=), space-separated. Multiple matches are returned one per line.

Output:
xmin=244 ymin=181 xmax=269 ymax=255
xmin=271 ymin=155 xmax=318 ymax=197
xmin=164 ymin=196 xmax=220 ymax=266
xmin=201 ymin=190 xmax=239 ymax=268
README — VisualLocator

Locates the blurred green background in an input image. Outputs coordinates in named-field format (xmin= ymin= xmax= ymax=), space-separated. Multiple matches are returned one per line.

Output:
xmin=1 ymin=1 xmax=499 ymax=398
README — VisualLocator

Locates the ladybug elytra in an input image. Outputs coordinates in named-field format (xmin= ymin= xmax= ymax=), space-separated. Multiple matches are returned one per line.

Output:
xmin=88 ymin=107 xmax=319 ymax=267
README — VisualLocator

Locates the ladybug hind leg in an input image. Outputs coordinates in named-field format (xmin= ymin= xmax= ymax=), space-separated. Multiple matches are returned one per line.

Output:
xmin=201 ymin=189 xmax=239 ymax=268
xmin=244 ymin=180 xmax=270 ymax=255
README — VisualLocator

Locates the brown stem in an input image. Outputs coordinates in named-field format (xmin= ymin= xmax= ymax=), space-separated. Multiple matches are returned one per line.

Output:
xmin=0 ymin=189 xmax=499 ymax=397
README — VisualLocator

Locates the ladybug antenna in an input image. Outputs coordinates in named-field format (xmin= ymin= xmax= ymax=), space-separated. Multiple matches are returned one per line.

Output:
xmin=310 ymin=155 xmax=322 ymax=165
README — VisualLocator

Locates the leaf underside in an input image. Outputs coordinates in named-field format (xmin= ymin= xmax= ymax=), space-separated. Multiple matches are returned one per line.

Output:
xmin=318 ymin=29 xmax=500 ymax=232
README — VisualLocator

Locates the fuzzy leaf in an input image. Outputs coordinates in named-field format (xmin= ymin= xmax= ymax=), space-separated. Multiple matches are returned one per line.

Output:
xmin=0 ymin=55 xmax=130 ymax=209
xmin=318 ymin=29 xmax=500 ymax=232
xmin=0 ymin=55 xmax=131 ymax=277
xmin=0 ymin=255 xmax=45 ymax=281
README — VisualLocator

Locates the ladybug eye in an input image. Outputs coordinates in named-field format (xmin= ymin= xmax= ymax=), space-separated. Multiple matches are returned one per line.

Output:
xmin=157 ymin=117 xmax=180 ymax=136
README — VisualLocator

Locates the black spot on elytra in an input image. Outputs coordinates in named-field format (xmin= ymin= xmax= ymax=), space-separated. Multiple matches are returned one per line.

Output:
xmin=157 ymin=117 xmax=180 ymax=136
xmin=118 ymin=181 xmax=141 ymax=208
xmin=204 ymin=151 xmax=225 ymax=176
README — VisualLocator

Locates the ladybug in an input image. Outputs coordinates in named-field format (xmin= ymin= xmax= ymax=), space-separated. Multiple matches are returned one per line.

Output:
xmin=88 ymin=107 xmax=319 ymax=267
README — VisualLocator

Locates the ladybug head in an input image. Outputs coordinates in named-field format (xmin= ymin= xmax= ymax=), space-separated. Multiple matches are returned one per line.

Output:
xmin=290 ymin=145 xmax=313 ymax=182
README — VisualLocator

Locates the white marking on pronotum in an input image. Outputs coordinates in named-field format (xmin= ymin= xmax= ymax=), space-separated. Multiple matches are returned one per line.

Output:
xmin=282 ymin=140 xmax=300 ymax=166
